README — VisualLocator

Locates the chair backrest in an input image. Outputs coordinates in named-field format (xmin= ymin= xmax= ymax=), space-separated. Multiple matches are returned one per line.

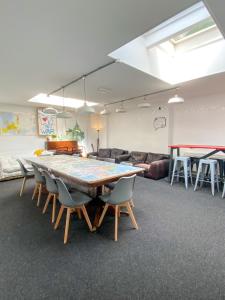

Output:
xmin=17 ymin=159 xmax=27 ymax=176
xmin=55 ymin=178 xmax=75 ymax=207
xmin=32 ymin=163 xmax=45 ymax=183
xmin=42 ymin=170 xmax=58 ymax=194
xmin=109 ymin=174 xmax=136 ymax=205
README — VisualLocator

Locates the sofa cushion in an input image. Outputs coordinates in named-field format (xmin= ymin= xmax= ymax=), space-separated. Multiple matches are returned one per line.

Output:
xmin=111 ymin=148 xmax=125 ymax=159
xmin=145 ymin=153 xmax=167 ymax=164
xmin=129 ymin=151 xmax=147 ymax=162
xmin=98 ymin=148 xmax=111 ymax=158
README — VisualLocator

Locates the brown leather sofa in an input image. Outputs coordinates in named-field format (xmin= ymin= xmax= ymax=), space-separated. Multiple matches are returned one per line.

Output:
xmin=117 ymin=151 xmax=169 ymax=180
xmin=87 ymin=148 xmax=128 ymax=163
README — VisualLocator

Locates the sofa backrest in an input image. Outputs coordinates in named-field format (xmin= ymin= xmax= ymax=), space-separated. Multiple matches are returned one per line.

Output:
xmin=130 ymin=151 xmax=147 ymax=162
xmin=98 ymin=148 xmax=111 ymax=158
xmin=110 ymin=148 xmax=128 ymax=158
xmin=145 ymin=153 xmax=169 ymax=164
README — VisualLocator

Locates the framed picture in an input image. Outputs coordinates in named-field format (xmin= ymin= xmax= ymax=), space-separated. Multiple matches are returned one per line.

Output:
xmin=38 ymin=109 xmax=57 ymax=135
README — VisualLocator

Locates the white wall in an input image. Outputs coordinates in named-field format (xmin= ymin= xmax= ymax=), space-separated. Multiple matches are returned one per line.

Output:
xmin=107 ymin=102 xmax=169 ymax=153
xmin=0 ymin=104 xmax=90 ymax=156
xmin=104 ymin=74 xmax=225 ymax=155
xmin=0 ymin=104 xmax=45 ymax=156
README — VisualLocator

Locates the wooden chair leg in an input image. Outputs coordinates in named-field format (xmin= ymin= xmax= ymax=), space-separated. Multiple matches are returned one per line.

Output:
xmin=97 ymin=203 xmax=109 ymax=227
xmin=54 ymin=205 xmax=64 ymax=230
xmin=77 ymin=208 xmax=82 ymax=220
xmin=52 ymin=194 xmax=56 ymax=223
xmin=114 ymin=205 xmax=119 ymax=241
xmin=32 ymin=183 xmax=38 ymax=200
xmin=118 ymin=206 xmax=121 ymax=217
xmin=42 ymin=193 xmax=52 ymax=214
xmin=20 ymin=177 xmax=27 ymax=197
xmin=37 ymin=184 xmax=42 ymax=207
xmin=81 ymin=205 xmax=93 ymax=232
xmin=64 ymin=208 xmax=71 ymax=244
xmin=126 ymin=202 xmax=138 ymax=230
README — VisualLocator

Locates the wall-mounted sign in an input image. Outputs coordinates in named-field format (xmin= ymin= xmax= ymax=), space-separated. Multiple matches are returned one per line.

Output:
xmin=38 ymin=109 xmax=57 ymax=135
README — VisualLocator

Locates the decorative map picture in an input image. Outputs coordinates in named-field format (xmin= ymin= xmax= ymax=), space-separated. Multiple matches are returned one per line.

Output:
xmin=38 ymin=109 xmax=57 ymax=135
xmin=0 ymin=112 xmax=37 ymax=136
xmin=0 ymin=112 xmax=19 ymax=135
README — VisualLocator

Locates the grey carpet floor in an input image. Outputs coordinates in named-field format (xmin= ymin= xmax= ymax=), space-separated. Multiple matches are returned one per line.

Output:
xmin=1 ymin=177 xmax=225 ymax=300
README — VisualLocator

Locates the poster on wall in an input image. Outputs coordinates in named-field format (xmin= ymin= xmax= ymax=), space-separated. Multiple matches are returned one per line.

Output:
xmin=38 ymin=109 xmax=57 ymax=135
xmin=0 ymin=111 xmax=36 ymax=136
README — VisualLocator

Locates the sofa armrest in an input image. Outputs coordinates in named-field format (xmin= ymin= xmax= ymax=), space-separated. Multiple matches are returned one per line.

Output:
xmin=116 ymin=154 xmax=131 ymax=163
xmin=87 ymin=151 xmax=98 ymax=158
xmin=145 ymin=159 xmax=170 ymax=180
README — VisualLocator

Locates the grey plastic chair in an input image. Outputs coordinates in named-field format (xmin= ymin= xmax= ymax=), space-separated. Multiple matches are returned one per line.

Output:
xmin=98 ymin=174 xmax=138 ymax=241
xmin=17 ymin=159 xmax=34 ymax=197
xmin=31 ymin=163 xmax=46 ymax=207
xmin=42 ymin=170 xmax=58 ymax=223
xmin=105 ymin=179 xmax=135 ymax=207
xmin=54 ymin=178 xmax=93 ymax=244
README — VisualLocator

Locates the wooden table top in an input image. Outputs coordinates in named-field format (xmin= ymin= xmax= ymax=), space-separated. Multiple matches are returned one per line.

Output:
xmin=26 ymin=155 xmax=144 ymax=187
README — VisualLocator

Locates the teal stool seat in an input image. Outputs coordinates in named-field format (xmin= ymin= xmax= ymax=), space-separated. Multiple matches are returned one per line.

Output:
xmin=194 ymin=159 xmax=219 ymax=196
xmin=171 ymin=156 xmax=193 ymax=189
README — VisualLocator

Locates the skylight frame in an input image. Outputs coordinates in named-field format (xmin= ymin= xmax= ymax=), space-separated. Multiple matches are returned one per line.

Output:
xmin=170 ymin=17 xmax=217 ymax=45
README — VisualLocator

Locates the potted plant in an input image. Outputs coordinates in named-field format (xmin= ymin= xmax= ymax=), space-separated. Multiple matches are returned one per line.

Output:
xmin=66 ymin=121 xmax=85 ymax=142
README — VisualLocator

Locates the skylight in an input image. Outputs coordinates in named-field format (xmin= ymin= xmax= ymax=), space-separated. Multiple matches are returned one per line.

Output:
xmin=28 ymin=93 xmax=97 ymax=109
xmin=108 ymin=1 xmax=225 ymax=85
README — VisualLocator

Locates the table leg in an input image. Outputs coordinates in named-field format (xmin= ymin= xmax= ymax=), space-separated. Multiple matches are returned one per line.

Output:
xmin=168 ymin=148 xmax=174 ymax=182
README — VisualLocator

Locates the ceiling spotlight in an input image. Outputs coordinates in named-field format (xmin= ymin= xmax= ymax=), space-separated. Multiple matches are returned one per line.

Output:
xmin=168 ymin=94 xmax=184 ymax=104
xmin=100 ymin=105 xmax=110 ymax=115
xmin=116 ymin=102 xmax=126 ymax=113
xmin=43 ymin=107 xmax=58 ymax=115
xmin=138 ymin=97 xmax=151 ymax=108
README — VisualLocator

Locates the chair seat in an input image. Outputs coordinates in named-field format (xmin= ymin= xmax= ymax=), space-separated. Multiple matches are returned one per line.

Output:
xmin=199 ymin=159 xmax=217 ymax=165
xmin=25 ymin=171 xmax=34 ymax=177
xmin=70 ymin=191 xmax=92 ymax=207
xmin=99 ymin=193 xmax=111 ymax=203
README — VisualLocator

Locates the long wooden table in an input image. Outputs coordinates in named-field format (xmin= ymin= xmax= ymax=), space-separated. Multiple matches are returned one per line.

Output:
xmin=168 ymin=144 xmax=225 ymax=181
xmin=26 ymin=155 xmax=144 ymax=188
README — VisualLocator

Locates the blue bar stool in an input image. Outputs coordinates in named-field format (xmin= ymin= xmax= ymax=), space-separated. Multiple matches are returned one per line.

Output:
xmin=171 ymin=156 xmax=193 ymax=189
xmin=194 ymin=159 xmax=219 ymax=196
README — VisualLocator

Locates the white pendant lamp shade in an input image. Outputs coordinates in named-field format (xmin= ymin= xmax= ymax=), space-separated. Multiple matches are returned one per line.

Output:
xmin=168 ymin=94 xmax=184 ymax=104
xmin=116 ymin=102 xmax=126 ymax=113
xmin=138 ymin=97 xmax=151 ymax=108
xmin=43 ymin=107 xmax=58 ymax=115
xmin=79 ymin=76 xmax=95 ymax=114
xmin=56 ymin=111 xmax=73 ymax=119
xmin=79 ymin=102 xmax=95 ymax=114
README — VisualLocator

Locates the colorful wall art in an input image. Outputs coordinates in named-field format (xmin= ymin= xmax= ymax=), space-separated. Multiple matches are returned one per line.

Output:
xmin=38 ymin=109 xmax=57 ymax=135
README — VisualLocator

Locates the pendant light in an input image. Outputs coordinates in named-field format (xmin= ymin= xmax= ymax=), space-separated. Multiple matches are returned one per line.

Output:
xmin=168 ymin=89 xmax=184 ymax=104
xmin=43 ymin=107 xmax=58 ymax=115
xmin=79 ymin=77 xmax=95 ymax=114
xmin=100 ymin=105 xmax=110 ymax=115
xmin=57 ymin=88 xmax=72 ymax=119
xmin=138 ymin=97 xmax=151 ymax=108
xmin=116 ymin=101 xmax=126 ymax=113
xmin=43 ymin=95 xmax=58 ymax=115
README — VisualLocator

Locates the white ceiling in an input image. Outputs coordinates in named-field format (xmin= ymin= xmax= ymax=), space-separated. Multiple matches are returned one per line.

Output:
xmin=1 ymin=0 xmax=224 ymax=107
